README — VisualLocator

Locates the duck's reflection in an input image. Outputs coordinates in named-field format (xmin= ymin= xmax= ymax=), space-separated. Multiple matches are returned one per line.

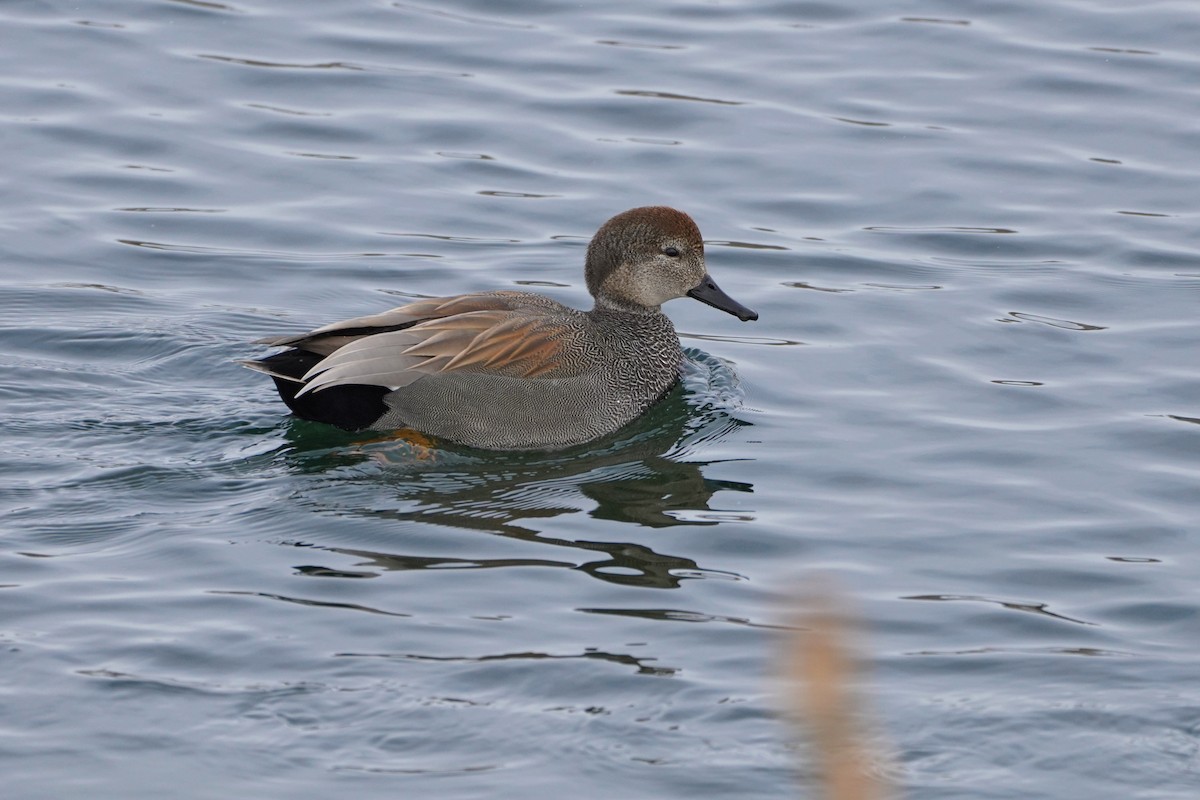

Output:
xmin=280 ymin=354 xmax=755 ymax=589
xmin=335 ymin=648 xmax=679 ymax=677
xmin=313 ymin=534 xmax=746 ymax=590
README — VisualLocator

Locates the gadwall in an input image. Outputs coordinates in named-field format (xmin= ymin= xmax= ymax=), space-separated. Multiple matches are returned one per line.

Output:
xmin=242 ymin=206 xmax=757 ymax=450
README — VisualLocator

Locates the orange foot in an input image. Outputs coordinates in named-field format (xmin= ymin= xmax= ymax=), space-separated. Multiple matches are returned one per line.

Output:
xmin=358 ymin=428 xmax=443 ymax=463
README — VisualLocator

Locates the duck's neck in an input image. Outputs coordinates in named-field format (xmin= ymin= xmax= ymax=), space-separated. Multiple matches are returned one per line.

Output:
xmin=589 ymin=295 xmax=664 ymax=318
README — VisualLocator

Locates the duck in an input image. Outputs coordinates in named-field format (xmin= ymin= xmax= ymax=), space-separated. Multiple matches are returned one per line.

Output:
xmin=242 ymin=206 xmax=758 ymax=450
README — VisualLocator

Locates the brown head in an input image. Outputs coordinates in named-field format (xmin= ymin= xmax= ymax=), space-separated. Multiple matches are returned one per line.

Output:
xmin=585 ymin=206 xmax=758 ymax=321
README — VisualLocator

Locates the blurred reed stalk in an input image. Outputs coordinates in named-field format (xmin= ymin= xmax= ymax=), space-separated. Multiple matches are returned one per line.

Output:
xmin=781 ymin=583 xmax=892 ymax=800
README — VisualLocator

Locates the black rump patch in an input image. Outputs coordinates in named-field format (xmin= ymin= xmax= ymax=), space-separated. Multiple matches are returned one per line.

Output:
xmin=256 ymin=349 xmax=389 ymax=432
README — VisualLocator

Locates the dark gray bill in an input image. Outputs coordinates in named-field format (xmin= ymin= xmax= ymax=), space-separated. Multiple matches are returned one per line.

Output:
xmin=687 ymin=274 xmax=758 ymax=321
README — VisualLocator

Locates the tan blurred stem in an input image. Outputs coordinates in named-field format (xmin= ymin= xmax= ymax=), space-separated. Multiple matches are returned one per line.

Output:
xmin=783 ymin=585 xmax=889 ymax=800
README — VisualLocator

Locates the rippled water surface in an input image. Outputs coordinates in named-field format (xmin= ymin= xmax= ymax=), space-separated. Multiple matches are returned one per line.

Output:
xmin=4 ymin=1 xmax=1199 ymax=797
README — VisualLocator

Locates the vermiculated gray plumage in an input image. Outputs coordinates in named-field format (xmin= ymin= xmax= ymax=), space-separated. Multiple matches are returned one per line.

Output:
xmin=372 ymin=305 xmax=681 ymax=449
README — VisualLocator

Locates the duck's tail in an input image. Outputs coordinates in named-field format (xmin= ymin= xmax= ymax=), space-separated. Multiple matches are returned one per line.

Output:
xmin=241 ymin=349 xmax=389 ymax=431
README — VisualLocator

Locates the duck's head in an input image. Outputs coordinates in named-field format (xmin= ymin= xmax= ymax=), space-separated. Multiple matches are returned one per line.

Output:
xmin=585 ymin=206 xmax=758 ymax=321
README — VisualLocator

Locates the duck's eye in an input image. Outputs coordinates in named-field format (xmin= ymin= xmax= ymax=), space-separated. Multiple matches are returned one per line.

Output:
xmin=663 ymin=246 xmax=681 ymax=257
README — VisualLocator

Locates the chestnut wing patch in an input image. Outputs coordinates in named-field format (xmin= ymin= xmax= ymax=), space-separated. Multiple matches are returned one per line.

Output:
xmin=297 ymin=308 xmax=582 ymax=396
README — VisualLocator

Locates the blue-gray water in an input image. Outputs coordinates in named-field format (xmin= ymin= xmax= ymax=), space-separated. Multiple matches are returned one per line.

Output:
xmin=3 ymin=1 xmax=1198 ymax=797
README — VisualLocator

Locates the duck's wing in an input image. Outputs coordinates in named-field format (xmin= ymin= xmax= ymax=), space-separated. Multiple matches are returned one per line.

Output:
xmin=253 ymin=292 xmax=537 ymax=356
xmin=251 ymin=291 xmax=589 ymax=397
